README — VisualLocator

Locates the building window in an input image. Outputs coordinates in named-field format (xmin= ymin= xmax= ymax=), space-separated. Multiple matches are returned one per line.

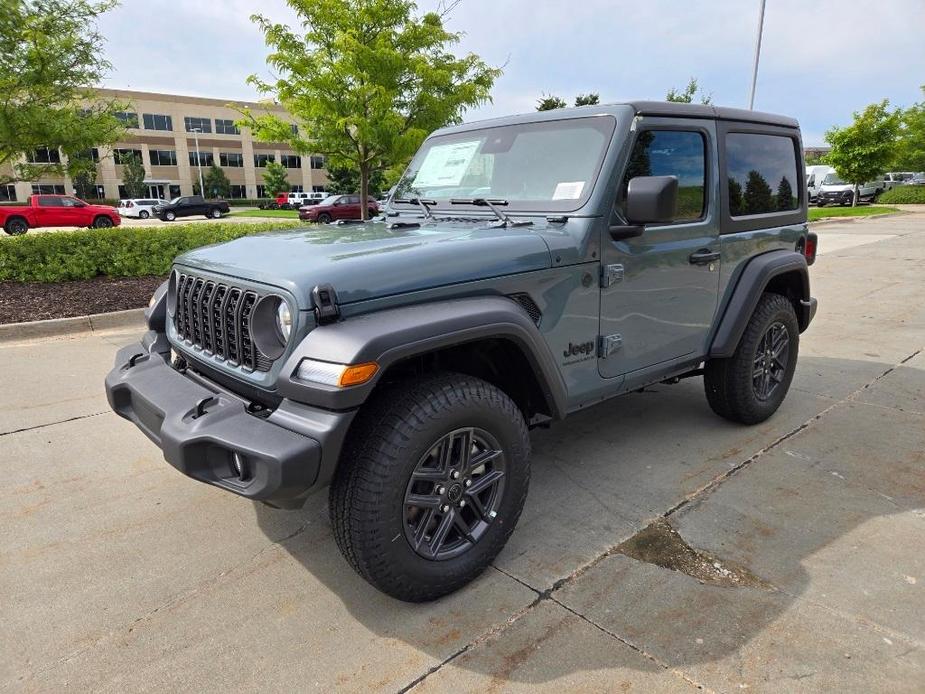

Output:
xmin=726 ymin=133 xmax=799 ymax=216
xmin=312 ymin=185 xmax=326 ymax=193
xmin=31 ymin=184 xmax=66 ymax=195
xmin=310 ymin=155 xmax=325 ymax=169
xmin=0 ymin=184 xmax=17 ymax=201
xmin=215 ymin=119 xmax=240 ymax=135
xmin=622 ymin=130 xmax=706 ymax=222
xmin=229 ymin=185 xmax=247 ymax=199
xmin=149 ymin=149 xmax=178 ymax=166
xmin=143 ymin=113 xmax=173 ymax=131
xmin=254 ymin=153 xmax=275 ymax=168
xmin=115 ymin=111 xmax=139 ymax=128
xmin=290 ymin=184 xmax=304 ymax=193
xmin=184 ymin=116 xmax=212 ymax=134
xmin=219 ymin=152 xmax=244 ymax=167
xmin=113 ymin=148 xmax=143 ymax=165
xmin=189 ymin=151 xmax=214 ymax=167
xmin=27 ymin=147 xmax=61 ymax=164
xmin=280 ymin=154 xmax=301 ymax=168
xmin=255 ymin=185 xmax=268 ymax=198
xmin=169 ymin=184 xmax=181 ymax=198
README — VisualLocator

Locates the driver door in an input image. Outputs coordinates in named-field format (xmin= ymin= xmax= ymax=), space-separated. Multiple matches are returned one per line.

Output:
xmin=599 ymin=119 xmax=721 ymax=380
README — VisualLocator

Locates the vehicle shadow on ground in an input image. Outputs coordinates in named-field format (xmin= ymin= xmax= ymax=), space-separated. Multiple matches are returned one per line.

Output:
xmin=252 ymin=354 xmax=924 ymax=684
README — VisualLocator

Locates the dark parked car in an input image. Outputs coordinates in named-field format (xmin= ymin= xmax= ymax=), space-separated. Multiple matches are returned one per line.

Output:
xmin=153 ymin=195 xmax=230 ymax=221
xmin=298 ymin=194 xmax=379 ymax=223
xmin=107 ymin=101 xmax=817 ymax=602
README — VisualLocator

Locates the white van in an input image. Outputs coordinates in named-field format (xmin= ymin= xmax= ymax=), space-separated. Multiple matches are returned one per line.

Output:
xmin=817 ymin=171 xmax=883 ymax=206
xmin=805 ymin=165 xmax=834 ymax=203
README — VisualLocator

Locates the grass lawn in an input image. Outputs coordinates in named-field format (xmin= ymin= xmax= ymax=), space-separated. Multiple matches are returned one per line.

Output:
xmin=229 ymin=209 xmax=301 ymax=219
xmin=808 ymin=205 xmax=900 ymax=222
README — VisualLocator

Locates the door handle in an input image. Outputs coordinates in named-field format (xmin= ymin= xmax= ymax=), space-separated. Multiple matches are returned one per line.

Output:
xmin=689 ymin=249 xmax=720 ymax=265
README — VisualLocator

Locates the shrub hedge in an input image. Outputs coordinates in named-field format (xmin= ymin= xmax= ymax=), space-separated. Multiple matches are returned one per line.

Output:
xmin=878 ymin=186 xmax=925 ymax=204
xmin=0 ymin=221 xmax=303 ymax=283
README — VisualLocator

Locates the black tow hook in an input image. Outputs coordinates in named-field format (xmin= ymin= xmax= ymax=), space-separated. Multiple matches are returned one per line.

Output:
xmin=128 ymin=352 xmax=146 ymax=367
xmin=192 ymin=396 xmax=216 ymax=419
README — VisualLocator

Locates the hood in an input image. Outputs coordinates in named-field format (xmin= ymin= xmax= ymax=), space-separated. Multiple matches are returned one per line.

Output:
xmin=820 ymin=183 xmax=853 ymax=192
xmin=175 ymin=220 xmax=553 ymax=307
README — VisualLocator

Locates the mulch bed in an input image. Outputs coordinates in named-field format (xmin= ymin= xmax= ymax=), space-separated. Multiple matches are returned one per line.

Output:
xmin=0 ymin=275 xmax=166 ymax=325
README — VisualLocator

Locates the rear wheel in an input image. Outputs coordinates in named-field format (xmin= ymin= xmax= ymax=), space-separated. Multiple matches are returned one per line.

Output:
xmin=4 ymin=217 xmax=28 ymax=235
xmin=704 ymin=292 xmax=799 ymax=424
xmin=330 ymin=372 xmax=530 ymax=601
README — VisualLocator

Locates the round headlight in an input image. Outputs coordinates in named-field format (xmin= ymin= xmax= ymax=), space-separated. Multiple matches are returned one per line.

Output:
xmin=276 ymin=301 xmax=292 ymax=342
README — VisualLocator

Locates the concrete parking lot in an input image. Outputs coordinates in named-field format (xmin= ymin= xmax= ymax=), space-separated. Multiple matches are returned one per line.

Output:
xmin=1 ymin=213 xmax=923 ymax=692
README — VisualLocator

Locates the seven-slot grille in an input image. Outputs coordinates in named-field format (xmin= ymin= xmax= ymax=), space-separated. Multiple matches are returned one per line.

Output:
xmin=173 ymin=273 xmax=270 ymax=371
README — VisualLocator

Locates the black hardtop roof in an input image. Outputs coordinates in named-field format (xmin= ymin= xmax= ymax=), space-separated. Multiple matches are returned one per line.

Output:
xmin=436 ymin=101 xmax=799 ymax=137
xmin=626 ymin=100 xmax=799 ymax=128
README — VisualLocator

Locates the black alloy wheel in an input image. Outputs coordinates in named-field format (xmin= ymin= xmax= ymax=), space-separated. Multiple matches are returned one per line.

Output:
xmin=317 ymin=212 xmax=332 ymax=224
xmin=93 ymin=216 xmax=114 ymax=228
xmin=403 ymin=427 xmax=506 ymax=561
xmin=4 ymin=218 xmax=28 ymax=235
xmin=752 ymin=321 xmax=790 ymax=402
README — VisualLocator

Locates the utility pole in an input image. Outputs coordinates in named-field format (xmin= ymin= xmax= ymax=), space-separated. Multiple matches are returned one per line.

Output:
xmin=191 ymin=128 xmax=205 ymax=196
xmin=748 ymin=0 xmax=767 ymax=110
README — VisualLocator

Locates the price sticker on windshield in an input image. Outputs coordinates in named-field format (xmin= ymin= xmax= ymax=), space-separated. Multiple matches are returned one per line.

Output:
xmin=552 ymin=181 xmax=585 ymax=200
xmin=411 ymin=140 xmax=481 ymax=188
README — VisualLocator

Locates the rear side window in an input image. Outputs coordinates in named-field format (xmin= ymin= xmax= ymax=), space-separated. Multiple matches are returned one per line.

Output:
xmin=622 ymin=130 xmax=706 ymax=222
xmin=726 ymin=133 xmax=799 ymax=216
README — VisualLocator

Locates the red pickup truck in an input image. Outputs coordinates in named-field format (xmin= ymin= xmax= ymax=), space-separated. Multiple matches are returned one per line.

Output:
xmin=0 ymin=194 xmax=121 ymax=236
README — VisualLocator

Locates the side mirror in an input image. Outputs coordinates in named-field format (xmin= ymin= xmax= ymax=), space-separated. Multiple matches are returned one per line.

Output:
xmin=625 ymin=175 xmax=679 ymax=225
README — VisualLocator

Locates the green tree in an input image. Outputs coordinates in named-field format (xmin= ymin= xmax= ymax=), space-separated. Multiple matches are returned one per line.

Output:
xmin=203 ymin=164 xmax=231 ymax=198
xmin=743 ymin=170 xmax=772 ymax=214
xmin=0 ymin=0 xmax=127 ymax=185
xmin=894 ymin=86 xmax=925 ymax=171
xmin=70 ymin=151 xmax=99 ymax=199
xmin=262 ymin=161 xmax=290 ymax=197
xmin=804 ymin=150 xmax=828 ymax=166
xmin=666 ymin=77 xmax=712 ymax=105
xmin=241 ymin=0 xmax=499 ymax=220
xmin=537 ymin=94 xmax=567 ymax=111
xmin=776 ymin=175 xmax=794 ymax=211
xmin=326 ymin=164 xmax=385 ymax=197
xmin=728 ymin=177 xmax=744 ymax=216
xmin=825 ymin=100 xmax=901 ymax=206
xmin=574 ymin=93 xmax=600 ymax=107
xmin=120 ymin=152 xmax=146 ymax=198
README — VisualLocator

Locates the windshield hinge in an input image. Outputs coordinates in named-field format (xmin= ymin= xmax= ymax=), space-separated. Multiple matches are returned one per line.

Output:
xmin=312 ymin=284 xmax=340 ymax=325
xmin=601 ymin=263 xmax=624 ymax=288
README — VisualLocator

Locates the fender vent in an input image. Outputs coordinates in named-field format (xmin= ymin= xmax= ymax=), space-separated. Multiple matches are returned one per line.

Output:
xmin=508 ymin=293 xmax=542 ymax=326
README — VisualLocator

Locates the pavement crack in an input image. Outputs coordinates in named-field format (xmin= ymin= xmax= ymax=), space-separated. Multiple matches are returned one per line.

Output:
xmin=0 ymin=410 xmax=108 ymax=438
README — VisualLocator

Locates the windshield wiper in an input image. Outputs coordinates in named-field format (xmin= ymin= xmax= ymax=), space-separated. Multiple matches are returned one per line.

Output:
xmin=450 ymin=198 xmax=532 ymax=227
xmin=393 ymin=197 xmax=436 ymax=220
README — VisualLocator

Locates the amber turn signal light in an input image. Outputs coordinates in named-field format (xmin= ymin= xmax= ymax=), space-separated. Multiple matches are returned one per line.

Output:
xmin=339 ymin=362 xmax=379 ymax=387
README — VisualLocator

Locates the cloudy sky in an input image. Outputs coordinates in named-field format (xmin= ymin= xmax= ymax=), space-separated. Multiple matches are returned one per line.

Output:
xmin=98 ymin=0 xmax=925 ymax=146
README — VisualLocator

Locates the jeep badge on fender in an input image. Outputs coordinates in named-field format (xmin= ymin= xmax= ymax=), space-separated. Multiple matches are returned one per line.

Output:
xmin=106 ymin=101 xmax=817 ymax=602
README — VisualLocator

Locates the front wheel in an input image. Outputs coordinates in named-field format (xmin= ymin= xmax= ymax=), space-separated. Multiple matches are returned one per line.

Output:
xmin=164 ymin=211 xmax=176 ymax=222
xmin=139 ymin=210 xmax=150 ymax=219
xmin=330 ymin=373 xmax=530 ymax=602
xmin=704 ymin=292 xmax=799 ymax=425
xmin=317 ymin=212 xmax=331 ymax=224
xmin=209 ymin=208 xmax=222 ymax=219
xmin=93 ymin=216 xmax=114 ymax=228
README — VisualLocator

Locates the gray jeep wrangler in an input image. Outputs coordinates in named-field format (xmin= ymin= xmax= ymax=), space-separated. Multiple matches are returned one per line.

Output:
xmin=106 ymin=102 xmax=817 ymax=601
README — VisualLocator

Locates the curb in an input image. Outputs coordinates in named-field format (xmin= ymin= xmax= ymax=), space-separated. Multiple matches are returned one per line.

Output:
xmin=0 ymin=308 xmax=145 ymax=343
xmin=809 ymin=211 xmax=908 ymax=227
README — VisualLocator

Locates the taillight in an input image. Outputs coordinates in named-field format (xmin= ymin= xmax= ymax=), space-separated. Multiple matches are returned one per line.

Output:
xmin=802 ymin=232 xmax=817 ymax=265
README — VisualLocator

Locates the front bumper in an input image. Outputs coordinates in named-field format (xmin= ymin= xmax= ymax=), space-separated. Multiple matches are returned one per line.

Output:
xmin=105 ymin=336 xmax=353 ymax=507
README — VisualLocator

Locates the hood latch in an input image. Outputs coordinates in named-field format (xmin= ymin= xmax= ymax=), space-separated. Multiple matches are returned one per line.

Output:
xmin=312 ymin=284 xmax=340 ymax=325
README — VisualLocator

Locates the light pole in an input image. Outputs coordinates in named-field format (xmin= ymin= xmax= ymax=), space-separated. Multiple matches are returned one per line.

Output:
xmin=747 ymin=0 xmax=767 ymax=110
xmin=191 ymin=127 xmax=205 ymax=196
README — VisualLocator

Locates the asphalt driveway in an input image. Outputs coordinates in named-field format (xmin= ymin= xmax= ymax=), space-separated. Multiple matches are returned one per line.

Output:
xmin=1 ymin=213 xmax=923 ymax=692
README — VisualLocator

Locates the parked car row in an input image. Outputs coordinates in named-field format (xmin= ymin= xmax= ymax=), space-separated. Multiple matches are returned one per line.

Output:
xmin=806 ymin=166 xmax=925 ymax=206
xmin=275 ymin=191 xmax=327 ymax=209
xmin=118 ymin=196 xmax=230 ymax=221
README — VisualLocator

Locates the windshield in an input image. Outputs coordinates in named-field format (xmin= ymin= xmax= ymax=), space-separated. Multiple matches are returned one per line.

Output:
xmin=393 ymin=116 xmax=616 ymax=212
xmin=169 ymin=197 xmax=181 ymax=205
xmin=318 ymin=196 xmax=340 ymax=206
xmin=822 ymin=173 xmax=846 ymax=185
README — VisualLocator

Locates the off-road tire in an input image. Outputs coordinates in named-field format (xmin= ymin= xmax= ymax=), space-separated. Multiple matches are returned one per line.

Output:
xmin=4 ymin=217 xmax=28 ymax=235
xmin=317 ymin=212 xmax=332 ymax=224
xmin=704 ymin=292 xmax=799 ymax=425
xmin=329 ymin=372 xmax=530 ymax=602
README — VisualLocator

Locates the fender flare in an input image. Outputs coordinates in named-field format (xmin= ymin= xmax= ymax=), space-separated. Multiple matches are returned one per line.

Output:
xmin=276 ymin=296 xmax=568 ymax=417
xmin=709 ymin=250 xmax=812 ymax=359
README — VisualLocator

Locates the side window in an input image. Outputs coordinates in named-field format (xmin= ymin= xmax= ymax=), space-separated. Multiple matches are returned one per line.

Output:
xmin=725 ymin=133 xmax=799 ymax=216
xmin=37 ymin=196 xmax=62 ymax=207
xmin=622 ymin=130 xmax=706 ymax=222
